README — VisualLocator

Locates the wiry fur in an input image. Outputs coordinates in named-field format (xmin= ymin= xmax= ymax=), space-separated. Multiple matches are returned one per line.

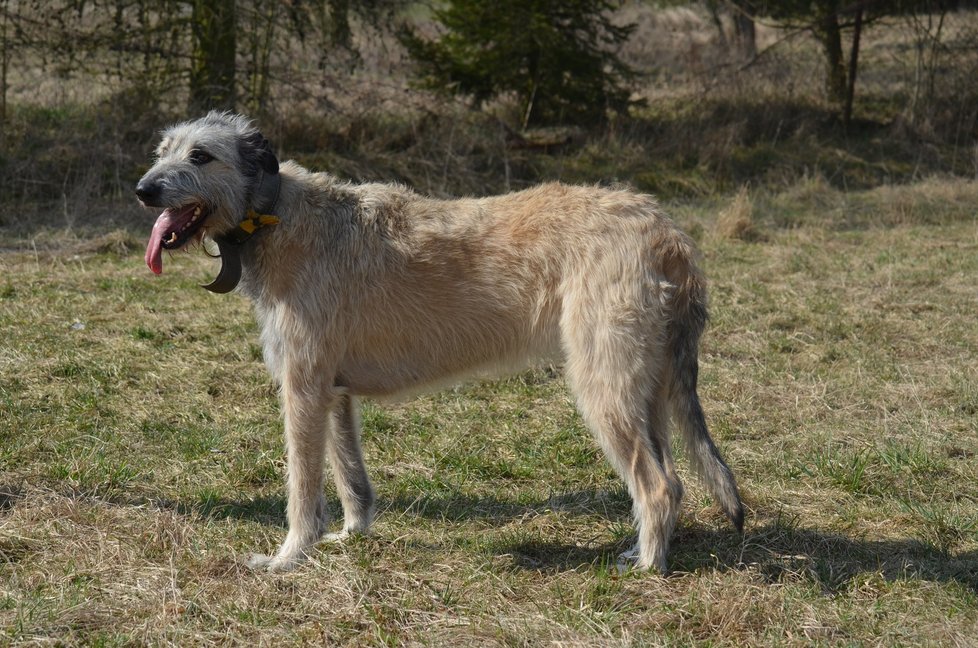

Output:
xmin=137 ymin=112 xmax=744 ymax=573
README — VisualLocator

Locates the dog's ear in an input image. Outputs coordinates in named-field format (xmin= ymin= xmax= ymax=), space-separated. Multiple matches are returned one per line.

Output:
xmin=240 ymin=130 xmax=279 ymax=176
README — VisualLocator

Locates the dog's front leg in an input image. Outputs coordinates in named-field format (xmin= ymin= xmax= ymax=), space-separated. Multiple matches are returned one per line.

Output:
xmin=323 ymin=394 xmax=375 ymax=541
xmin=248 ymin=363 xmax=335 ymax=572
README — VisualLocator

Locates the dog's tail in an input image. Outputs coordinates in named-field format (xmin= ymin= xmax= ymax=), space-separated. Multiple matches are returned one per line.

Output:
xmin=661 ymin=233 xmax=744 ymax=532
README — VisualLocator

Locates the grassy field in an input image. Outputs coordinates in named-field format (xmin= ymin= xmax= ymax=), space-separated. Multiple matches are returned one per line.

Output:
xmin=1 ymin=177 xmax=976 ymax=645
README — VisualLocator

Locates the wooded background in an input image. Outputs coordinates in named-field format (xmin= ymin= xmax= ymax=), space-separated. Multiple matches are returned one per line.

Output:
xmin=1 ymin=0 xmax=977 ymax=218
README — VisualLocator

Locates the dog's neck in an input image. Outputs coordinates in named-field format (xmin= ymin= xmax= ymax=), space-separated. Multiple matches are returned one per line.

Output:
xmin=252 ymin=169 xmax=281 ymax=216
xmin=199 ymin=170 xmax=282 ymax=294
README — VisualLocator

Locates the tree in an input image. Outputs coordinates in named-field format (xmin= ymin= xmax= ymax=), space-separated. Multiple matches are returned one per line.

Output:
xmin=399 ymin=0 xmax=637 ymax=128
xmin=0 ymin=0 xmax=400 ymax=118
xmin=190 ymin=0 xmax=236 ymax=112
xmin=731 ymin=1 xmax=758 ymax=60
xmin=745 ymin=0 xmax=850 ymax=105
xmin=747 ymin=1 xmax=926 ymax=124
xmin=706 ymin=1 xmax=757 ymax=61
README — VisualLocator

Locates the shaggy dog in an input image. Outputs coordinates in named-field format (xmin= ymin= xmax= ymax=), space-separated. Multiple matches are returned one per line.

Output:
xmin=135 ymin=112 xmax=743 ymax=572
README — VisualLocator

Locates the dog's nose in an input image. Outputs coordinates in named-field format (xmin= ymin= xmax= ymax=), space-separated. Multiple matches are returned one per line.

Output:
xmin=135 ymin=180 xmax=161 ymax=205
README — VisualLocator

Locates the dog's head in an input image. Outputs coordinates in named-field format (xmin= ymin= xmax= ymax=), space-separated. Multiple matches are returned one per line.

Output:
xmin=136 ymin=111 xmax=279 ymax=275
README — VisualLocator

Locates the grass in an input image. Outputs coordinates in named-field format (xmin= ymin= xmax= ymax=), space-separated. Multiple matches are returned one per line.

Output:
xmin=0 ymin=177 xmax=976 ymax=645
xmin=2 ymin=4 xmax=977 ymax=643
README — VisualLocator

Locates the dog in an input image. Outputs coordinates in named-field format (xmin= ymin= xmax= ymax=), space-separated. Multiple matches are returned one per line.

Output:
xmin=135 ymin=111 xmax=744 ymax=572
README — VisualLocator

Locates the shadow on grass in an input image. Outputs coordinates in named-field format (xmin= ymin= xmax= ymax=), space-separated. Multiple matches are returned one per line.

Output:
xmin=63 ymin=485 xmax=974 ymax=594
xmin=500 ymin=521 xmax=978 ymax=595
xmin=164 ymin=487 xmax=976 ymax=593
xmin=140 ymin=488 xmax=630 ymax=529
xmin=380 ymin=488 xmax=633 ymax=522
xmin=0 ymin=484 xmax=25 ymax=514
xmin=686 ymin=522 xmax=977 ymax=594
xmin=166 ymin=494 xmax=288 ymax=528
xmin=0 ymin=481 xmax=289 ymax=529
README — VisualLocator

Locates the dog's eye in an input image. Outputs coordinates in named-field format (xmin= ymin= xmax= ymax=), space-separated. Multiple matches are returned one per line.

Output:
xmin=189 ymin=150 xmax=214 ymax=165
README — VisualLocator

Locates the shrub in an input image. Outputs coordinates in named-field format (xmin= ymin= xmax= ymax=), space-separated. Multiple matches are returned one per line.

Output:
xmin=399 ymin=0 xmax=637 ymax=128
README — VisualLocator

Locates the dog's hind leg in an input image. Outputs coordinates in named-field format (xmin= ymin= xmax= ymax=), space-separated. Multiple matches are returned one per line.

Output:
xmin=323 ymin=394 xmax=375 ymax=541
xmin=562 ymin=305 xmax=682 ymax=573
xmin=646 ymin=384 xmax=683 ymax=535
xmin=567 ymin=366 xmax=682 ymax=572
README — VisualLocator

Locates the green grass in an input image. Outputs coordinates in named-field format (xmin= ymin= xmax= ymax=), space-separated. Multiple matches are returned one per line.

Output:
xmin=1 ymin=179 xmax=977 ymax=645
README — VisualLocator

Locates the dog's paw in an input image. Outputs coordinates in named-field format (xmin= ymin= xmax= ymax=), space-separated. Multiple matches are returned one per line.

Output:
xmin=322 ymin=528 xmax=370 ymax=544
xmin=244 ymin=552 xmax=279 ymax=571
xmin=245 ymin=552 xmax=303 ymax=572
xmin=323 ymin=530 xmax=351 ymax=544
xmin=615 ymin=544 xmax=668 ymax=575
xmin=615 ymin=544 xmax=641 ymax=573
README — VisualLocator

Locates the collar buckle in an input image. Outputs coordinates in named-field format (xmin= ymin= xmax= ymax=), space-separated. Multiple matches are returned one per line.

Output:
xmin=223 ymin=210 xmax=280 ymax=245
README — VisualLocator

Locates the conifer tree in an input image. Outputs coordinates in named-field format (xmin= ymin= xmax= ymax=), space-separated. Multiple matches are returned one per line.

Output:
xmin=400 ymin=0 xmax=636 ymax=128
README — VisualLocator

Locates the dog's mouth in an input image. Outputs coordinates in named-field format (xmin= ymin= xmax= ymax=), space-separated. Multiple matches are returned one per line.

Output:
xmin=145 ymin=203 xmax=210 ymax=275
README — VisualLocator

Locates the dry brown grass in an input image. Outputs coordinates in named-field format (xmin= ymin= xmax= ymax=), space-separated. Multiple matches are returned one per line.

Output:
xmin=714 ymin=185 xmax=764 ymax=242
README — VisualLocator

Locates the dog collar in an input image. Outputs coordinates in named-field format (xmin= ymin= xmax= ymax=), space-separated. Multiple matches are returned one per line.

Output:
xmin=220 ymin=211 xmax=281 ymax=245
xmin=201 ymin=171 xmax=282 ymax=294
xmin=251 ymin=168 xmax=281 ymax=217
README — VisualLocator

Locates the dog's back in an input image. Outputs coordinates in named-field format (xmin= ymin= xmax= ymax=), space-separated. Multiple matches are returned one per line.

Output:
xmin=282 ymin=179 xmax=700 ymax=400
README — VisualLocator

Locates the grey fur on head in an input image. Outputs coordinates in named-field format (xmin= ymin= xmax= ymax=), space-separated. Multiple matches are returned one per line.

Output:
xmin=192 ymin=111 xmax=279 ymax=179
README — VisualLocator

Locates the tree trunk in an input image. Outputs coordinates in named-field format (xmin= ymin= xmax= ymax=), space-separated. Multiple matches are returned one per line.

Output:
xmin=328 ymin=0 xmax=352 ymax=49
xmin=843 ymin=8 xmax=863 ymax=127
xmin=1 ymin=3 xmax=8 ymax=129
xmin=706 ymin=1 xmax=729 ymax=51
xmin=815 ymin=2 xmax=847 ymax=105
xmin=190 ymin=0 xmax=236 ymax=113
xmin=731 ymin=1 xmax=756 ymax=61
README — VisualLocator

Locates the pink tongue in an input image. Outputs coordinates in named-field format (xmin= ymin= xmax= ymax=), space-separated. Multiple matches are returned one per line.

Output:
xmin=145 ymin=208 xmax=180 ymax=275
